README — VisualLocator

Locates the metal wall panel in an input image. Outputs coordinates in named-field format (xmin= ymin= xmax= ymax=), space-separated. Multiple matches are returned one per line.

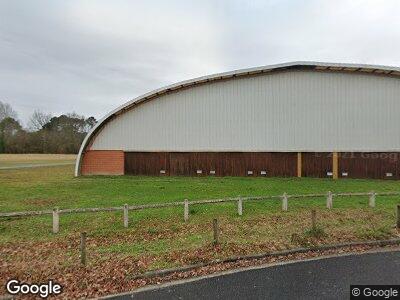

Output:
xmin=91 ymin=70 xmax=400 ymax=152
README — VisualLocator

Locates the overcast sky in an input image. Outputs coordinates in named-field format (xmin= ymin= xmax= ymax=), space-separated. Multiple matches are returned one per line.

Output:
xmin=1 ymin=0 xmax=400 ymax=126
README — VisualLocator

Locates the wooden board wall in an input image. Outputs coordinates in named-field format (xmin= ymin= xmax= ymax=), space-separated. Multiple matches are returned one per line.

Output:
xmin=125 ymin=152 xmax=297 ymax=177
xmin=302 ymin=152 xmax=333 ymax=178
xmin=124 ymin=152 xmax=169 ymax=176
xmin=339 ymin=152 xmax=400 ymax=179
xmin=124 ymin=151 xmax=400 ymax=179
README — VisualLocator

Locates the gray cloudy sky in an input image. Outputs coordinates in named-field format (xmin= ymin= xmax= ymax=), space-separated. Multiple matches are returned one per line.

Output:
xmin=1 ymin=0 xmax=400 ymax=125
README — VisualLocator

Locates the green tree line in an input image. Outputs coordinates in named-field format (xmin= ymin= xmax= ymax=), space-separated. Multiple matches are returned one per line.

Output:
xmin=0 ymin=101 xmax=96 ymax=154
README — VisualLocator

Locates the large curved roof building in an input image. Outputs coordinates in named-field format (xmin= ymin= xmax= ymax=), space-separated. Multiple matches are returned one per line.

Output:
xmin=75 ymin=61 xmax=400 ymax=179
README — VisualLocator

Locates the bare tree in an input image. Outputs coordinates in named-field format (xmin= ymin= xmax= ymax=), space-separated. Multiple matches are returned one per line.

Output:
xmin=0 ymin=101 xmax=17 ymax=122
xmin=28 ymin=109 xmax=52 ymax=131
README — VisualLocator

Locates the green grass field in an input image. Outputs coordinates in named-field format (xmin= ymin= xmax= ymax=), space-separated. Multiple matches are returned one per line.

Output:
xmin=1 ymin=162 xmax=400 ymax=241
xmin=0 ymin=153 xmax=75 ymax=168
xmin=1 ymin=156 xmax=400 ymax=297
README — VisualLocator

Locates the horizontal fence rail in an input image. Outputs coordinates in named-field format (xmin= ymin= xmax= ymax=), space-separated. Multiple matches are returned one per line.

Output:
xmin=1 ymin=191 xmax=399 ymax=218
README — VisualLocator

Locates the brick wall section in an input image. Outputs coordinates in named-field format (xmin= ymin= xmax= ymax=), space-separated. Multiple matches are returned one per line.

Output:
xmin=81 ymin=150 xmax=124 ymax=175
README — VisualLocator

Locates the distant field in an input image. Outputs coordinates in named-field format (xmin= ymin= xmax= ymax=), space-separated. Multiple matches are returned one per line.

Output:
xmin=0 ymin=153 xmax=76 ymax=168
xmin=1 ymin=158 xmax=400 ymax=298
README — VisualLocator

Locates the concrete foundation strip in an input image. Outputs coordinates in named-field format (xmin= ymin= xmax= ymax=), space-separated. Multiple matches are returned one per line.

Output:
xmin=127 ymin=238 xmax=400 ymax=280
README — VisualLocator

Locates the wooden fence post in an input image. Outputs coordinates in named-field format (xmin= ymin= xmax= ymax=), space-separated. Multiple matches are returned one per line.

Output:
xmin=213 ymin=218 xmax=219 ymax=245
xmin=311 ymin=209 xmax=317 ymax=230
xmin=369 ymin=192 xmax=376 ymax=208
xmin=80 ymin=232 xmax=87 ymax=266
xmin=184 ymin=199 xmax=189 ymax=222
xmin=397 ymin=205 xmax=400 ymax=230
xmin=282 ymin=193 xmax=288 ymax=211
xmin=52 ymin=207 xmax=59 ymax=234
xmin=123 ymin=204 xmax=129 ymax=228
xmin=326 ymin=191 xmax=333 ymax=209
xmin=237 ymin=197 xmax=243 ymax=216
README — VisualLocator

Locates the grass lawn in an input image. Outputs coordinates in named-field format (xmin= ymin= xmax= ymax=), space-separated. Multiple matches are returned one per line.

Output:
xmin=1 ymin=163 xmax=400 ymax=242
xmin=0 ymin=154 xmax=76 ymax=168
xmin=1 ymin=157 xmax=400 ymax=297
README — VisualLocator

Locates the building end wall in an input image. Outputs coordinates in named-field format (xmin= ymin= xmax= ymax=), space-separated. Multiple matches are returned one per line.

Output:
xmin=81 ymin=150 xmax=124 ymax=175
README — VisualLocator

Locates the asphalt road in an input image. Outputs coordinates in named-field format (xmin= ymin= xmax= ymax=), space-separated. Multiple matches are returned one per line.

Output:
xmin=106 ymin=250 xmax=400 ymax=300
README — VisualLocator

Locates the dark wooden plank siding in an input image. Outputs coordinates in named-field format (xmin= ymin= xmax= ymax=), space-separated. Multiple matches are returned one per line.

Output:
xmin=339 ymin=152 xmax=400 ymax=179
xmin=302 ymin=152 xmax=333 ymax=178
xmin=125 ymin=152 xmax=297 ymax=177
xmin=169 ymin=152 xmax=218 ymax=176
xmin=124 ymin=152 xmax=169 ymax=176
xmin=256 ymin=153 xmax=297 ymax=177
xmin=124 ymin=151 xmax=400 ymax=179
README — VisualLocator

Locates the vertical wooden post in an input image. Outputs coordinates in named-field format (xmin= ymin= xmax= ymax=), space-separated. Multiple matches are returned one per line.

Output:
xmin=80 ymin=232 xmax=87 ymax=266
xmin=184 ymin=199 xmax=189 ymax=222
xmin=52 ymin=207 xmax=59 ymax=234
xmin=282 ymin=193 xmax=288 ymax=211
xmin=396 ymin=205 xmax=400 ymax=230
xmin=213 ymin=218 xmax=219 ymax=245
xmin=237 ymin=197 xmax=243 ymax=216
xmin=311 ymin=209 xmax=317 ymax=230
xmin=326 ymin=191 xmax=333 ymax=209
xmin=123 ymin=204 xmax=129 ymax=228
xmin=297 ymin=152 xmax=302 ymax=178
xmin=369 ymin=192 xmax=376 ymax=208
xmin=332 ymin=152 xmax=339 ymax=180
